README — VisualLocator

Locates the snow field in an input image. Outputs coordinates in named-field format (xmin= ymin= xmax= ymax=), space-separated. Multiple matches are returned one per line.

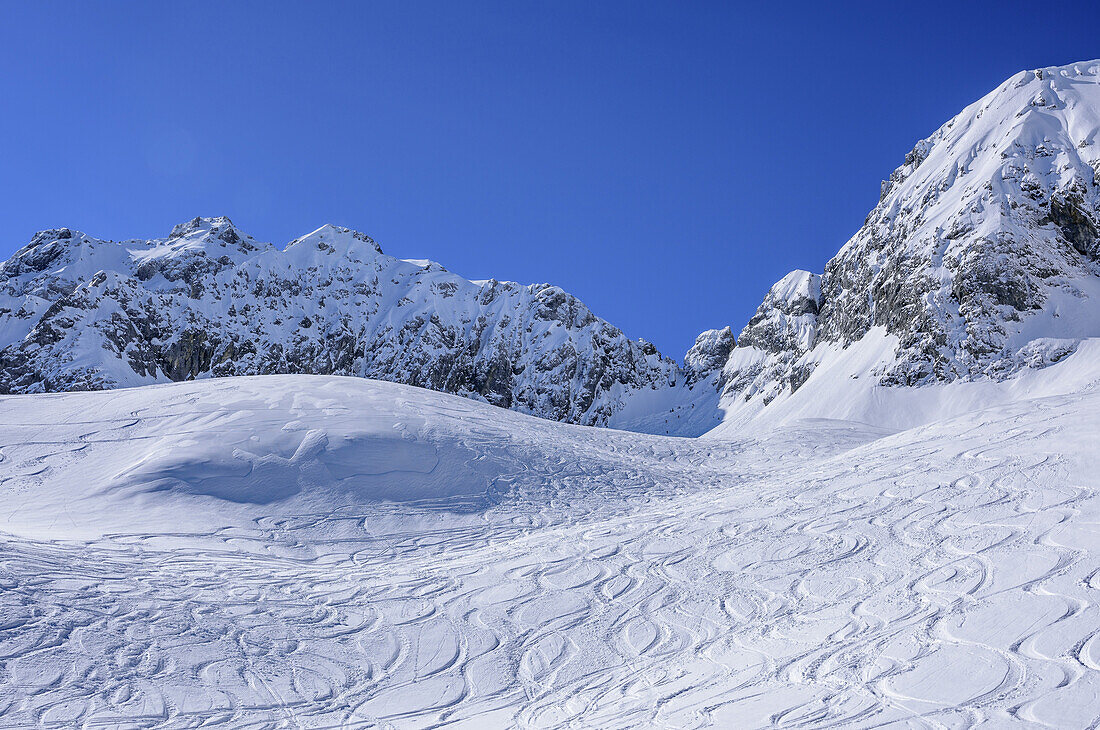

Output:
xmin=0 ymin=375 xmax=1098 ymax=727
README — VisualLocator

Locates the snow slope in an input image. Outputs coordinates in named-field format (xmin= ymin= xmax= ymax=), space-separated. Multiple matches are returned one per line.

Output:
xmin=2 ymin=375 xmax=1100 ymax=727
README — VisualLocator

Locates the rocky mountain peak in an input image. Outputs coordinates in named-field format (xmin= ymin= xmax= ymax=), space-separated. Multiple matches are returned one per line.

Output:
xmin=702 ymin=59 xmax=1100 ymax=423
xmin=285 ymin=224 xmax=384 ymax=259
xmin=0 ymin=227 xmax=102 ymax=286
xmin=761 ymin=270 xmax=821 ymax=318
xmin=165 ymin=216 xmax=265 ymax=254
xmin=169 ymin=215 xmax=232 ymax=236
xmin=683 ymin=326 xmax=735 ymax=385
xmin=737 ymin=270 xmax=822 ymax=354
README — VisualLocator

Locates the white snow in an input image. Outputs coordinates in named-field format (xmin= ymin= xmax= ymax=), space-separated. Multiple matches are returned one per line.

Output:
xmin=2 ymin=60 xmax=1100 ymax=728
xmin=714 ymin=330 xmax=1100 ymax=434
xmin=768 ymin=269 xmax=821 ymax=307
xmin=2 ymin=374 xmax=1099 ymax=726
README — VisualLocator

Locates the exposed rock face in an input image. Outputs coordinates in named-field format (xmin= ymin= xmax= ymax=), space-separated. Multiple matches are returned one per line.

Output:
xmin=714 ymin=271 xmax=823 ymax=405
xmin=706 ymin=60 xmax=1100 ymax=411
xmin=683 ymin=327 xmax=734 ymax=385
xmin=735 ymin=271 xmax=821 ymax=354
xmin=0 ymin=217 xmax=680 ymax=426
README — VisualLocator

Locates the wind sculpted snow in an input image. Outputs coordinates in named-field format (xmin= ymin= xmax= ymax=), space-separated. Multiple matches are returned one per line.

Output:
xmin=1 ymin=375 xmax=1099 ymax=727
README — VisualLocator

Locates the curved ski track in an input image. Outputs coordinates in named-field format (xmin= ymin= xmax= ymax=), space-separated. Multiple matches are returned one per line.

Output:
xmin=0 ymin=380 xmax=1098 ymax=728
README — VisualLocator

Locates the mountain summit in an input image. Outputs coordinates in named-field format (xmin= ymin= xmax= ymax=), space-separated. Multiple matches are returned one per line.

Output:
xmin=692 ymin=60 xmax=1100 ymax=429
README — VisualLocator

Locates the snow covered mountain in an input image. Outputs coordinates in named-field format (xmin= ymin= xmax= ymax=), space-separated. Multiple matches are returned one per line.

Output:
xmin=694 ymin=60 xmax=1100 ymax=429
xmin=0 ymin=216 xmax=684 ymax=426
xmin=7 ymin=60 xmax=1100 ymax=728
xmin=4 ymin=61 xmax=1100 ymax=436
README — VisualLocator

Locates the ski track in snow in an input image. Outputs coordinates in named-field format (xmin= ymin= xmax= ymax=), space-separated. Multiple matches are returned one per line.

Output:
xmin=0 ymin=376 xmax=1099 ymax=728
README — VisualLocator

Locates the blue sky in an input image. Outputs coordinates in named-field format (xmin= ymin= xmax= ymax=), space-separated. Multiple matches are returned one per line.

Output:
xmin=2 ymin=1 xmax=1097 ymax=358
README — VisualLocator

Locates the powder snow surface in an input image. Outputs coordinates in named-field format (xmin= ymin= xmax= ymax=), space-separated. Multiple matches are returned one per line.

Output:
xmin=1 ymin=375 xmax=1098 ymax=727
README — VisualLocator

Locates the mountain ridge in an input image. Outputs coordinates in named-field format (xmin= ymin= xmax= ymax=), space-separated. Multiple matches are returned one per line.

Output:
xmin=0 ymin=216 xmax=703 ymax=429
xmin=2 ymin=60 xmax=1099 ymax=435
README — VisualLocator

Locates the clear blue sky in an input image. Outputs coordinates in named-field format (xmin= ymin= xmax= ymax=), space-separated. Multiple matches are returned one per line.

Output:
xmin=2 ymin=1 xmax=1097 ymax=358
